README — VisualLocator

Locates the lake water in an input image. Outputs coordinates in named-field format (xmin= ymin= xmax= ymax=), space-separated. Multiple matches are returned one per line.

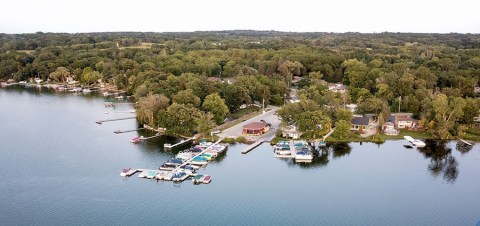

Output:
xmin=1 ymin=86 xmax=480 ymax=226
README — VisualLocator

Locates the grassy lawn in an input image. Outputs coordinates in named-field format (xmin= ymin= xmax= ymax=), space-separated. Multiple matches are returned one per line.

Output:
xmin=376 ymin=129 xmax=434 ymax=140
xmin=227 ymin=106 xmax=261 ymax=119
xmin=463 ymin=128 xmax=480 ymax=141
xmin=215 ymin=106 xmax=264 ymax=131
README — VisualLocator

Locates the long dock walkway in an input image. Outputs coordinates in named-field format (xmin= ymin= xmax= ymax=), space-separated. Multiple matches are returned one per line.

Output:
xmin=114 ymin=128 xmax=144 ymax=134
xmin=96 ymin=116 xmax=136 ymax=124
xmin=164 ymin=137 xmax=195 ymax=149
xmin=174 ymin=138 xmax=224 ymax=171
xmin=241 ymin=139 xmax=265 ymax=154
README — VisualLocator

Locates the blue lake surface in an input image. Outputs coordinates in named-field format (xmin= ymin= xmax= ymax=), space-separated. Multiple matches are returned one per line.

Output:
xmin=1 ymin=86 xmax=479 ymax=225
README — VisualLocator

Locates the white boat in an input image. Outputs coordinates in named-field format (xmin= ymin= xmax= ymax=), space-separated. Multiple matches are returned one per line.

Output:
xmin=155 ymin=171 xmax=169 ymax=180
xmin=163 ymin=172 xmax=174 ymax=181
xmin=175 ymin=151 xmax=195 ymax=161
xmin=172 ymin=171 xmax=190 ymax=182
xmin=295 ymin=151 xmax=313 ymax=161
xmin=146 ymin=170 xmax=158 ymax=179
xmin=34 ymin=78 xmax=43 ymax=84
xmin=404 ymin=136 xmax=426 ymax=147
xmin=82 ymin=88 xmax=91 ymax=93
xmin=120 ymin=168 xmax=137 ymax=177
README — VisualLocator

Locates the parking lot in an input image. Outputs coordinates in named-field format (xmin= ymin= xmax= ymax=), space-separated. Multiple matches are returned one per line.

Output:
xmin=218 ymin=106 xmax=281 ymax=140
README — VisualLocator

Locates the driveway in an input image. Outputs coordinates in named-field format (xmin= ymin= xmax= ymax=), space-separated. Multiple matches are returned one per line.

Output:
xmin=218 ymin=105 xmax=281 ymax=140
xmin=361 ymin=121 xmax=378 ymax=138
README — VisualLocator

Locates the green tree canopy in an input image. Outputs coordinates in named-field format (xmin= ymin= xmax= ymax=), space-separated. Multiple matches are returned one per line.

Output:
xmin=202 ymin=93 xmax=229 ymax=124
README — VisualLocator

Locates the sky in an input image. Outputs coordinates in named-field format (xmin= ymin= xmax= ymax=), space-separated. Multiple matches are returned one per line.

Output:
xmin=1 ymin=0 xmax=479 ymax=34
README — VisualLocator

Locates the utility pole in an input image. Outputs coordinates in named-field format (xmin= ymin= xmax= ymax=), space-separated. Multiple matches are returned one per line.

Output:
xmin=398 ymin=96 xmax=402 ymax=113
xmin=262 ymin=98 xmax=265 ymax=114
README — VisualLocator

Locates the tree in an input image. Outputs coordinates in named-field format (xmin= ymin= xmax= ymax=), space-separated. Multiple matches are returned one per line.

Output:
xmin=430 ymin=94 xmax=466 ymax=139
xmin=81 ymin=67 xmax=101 ymax=85
xmin=172 ymin=89 xmax=201 ymax=107
xmin=334 ymin=108 xmax=353 ymax=123
xmin=221 ymin=84 xmax=251 ymax=112
xmin=195 ymin=111 xmax=216 ymax=136
xmin=202 ymin=93 xmax=229 ymax=124
xmin=332 ymin=120 xmax=352 ymax=139
xmin=49 ymin=67 xmax=70 ymax=83
xmin=136 ymin=93 xmax=170 ymax=126
xmin=278 ymin=60 xmax=304 ymax=86
xmin=295 ymin=110 xmax=331 ymax=139
xmin=158 ymin=103 xmax=200 ymax=136
xmin=461 ymin=98 xmax=480 ymax=126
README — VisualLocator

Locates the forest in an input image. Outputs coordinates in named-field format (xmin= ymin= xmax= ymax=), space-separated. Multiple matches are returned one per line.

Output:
xmin=1 ymin=31 xmax=479 ymax=140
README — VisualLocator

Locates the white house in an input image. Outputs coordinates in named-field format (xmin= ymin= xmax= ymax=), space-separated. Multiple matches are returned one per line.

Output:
xmin=282 ymin=125 xmax=302 ymax=139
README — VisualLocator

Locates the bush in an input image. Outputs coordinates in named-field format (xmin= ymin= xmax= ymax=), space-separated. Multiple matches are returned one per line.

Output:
xmin=222 ymin=137 xmax=236 ymax=144
xmin=235 ymin=136 xmax=248 ymax=143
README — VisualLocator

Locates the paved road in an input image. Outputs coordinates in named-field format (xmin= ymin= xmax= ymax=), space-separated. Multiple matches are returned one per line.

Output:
xmin=218 ymin=106 xmax=281 ymax=140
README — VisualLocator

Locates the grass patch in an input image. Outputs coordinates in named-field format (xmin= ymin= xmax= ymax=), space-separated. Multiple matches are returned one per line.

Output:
xmin=216 ymin=107 xmax=264 ymax=131
xmin=464 ymin=127 xmax=480 ymax=141
xmin=227 ymin=106 xmax=260 ymax=119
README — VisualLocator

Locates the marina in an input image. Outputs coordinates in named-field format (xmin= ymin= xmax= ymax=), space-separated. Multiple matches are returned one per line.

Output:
xmin=121 ymin=138 xmax=226 ymax=184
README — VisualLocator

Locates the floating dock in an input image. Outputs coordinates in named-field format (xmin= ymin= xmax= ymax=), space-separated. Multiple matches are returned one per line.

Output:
xmin=241 ymin=139 xmax=265 ymax=154
xmin=164 ymin=137 xmax=195 ymax=149
xmin=114 ymin=128 xmax=144 ymax=134
xmin=459 ymin=139 xmax=473 ymax=146
xmin=96 ymin=117 xmax=136 ymax=124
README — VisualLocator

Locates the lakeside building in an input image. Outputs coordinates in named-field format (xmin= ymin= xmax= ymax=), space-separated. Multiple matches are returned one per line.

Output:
xmin=242 ymin=122 xmax=269 ymax=136
xmin=351 ymin=116 xmax=371 ymax=131
xmin=282 ymin=125 xmax=302 ymax=139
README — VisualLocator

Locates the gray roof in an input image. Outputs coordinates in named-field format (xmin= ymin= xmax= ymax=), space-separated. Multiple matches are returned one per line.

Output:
xmin=352 ymin=116 xmax=369 ymax=126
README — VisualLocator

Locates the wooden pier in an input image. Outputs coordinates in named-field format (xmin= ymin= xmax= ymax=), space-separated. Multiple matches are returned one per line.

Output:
xmin=241 ymin=139 xmax=265 ymax=154
xmin=114 ymin=128 xmax=144 ymax=134
xmin=164 ymin=137 xmax=195 ymax=150
xmin=95 ymin=116 xmax=136 ymax=124
xmin=459 ymin=139 xmax=473 ymax=146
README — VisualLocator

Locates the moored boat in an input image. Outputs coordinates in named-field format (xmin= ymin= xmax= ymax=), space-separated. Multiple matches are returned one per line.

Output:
xmin=192 ymin=174 xmax=205 ymax=184
xmin=120 ymin=168 xmax=137 ymax=177
xmin=172 ymin=171 xmax=189 ymax=182
xmin=130 ymin=136 xmax=142 ymax=143
xmin=404 ymin=136 xmax=426 ymax=147
xmin=147 ymin=170 xmax=158 ymax=179
xmin=158 ymin=163 xmax=176 ymax=171
xmin=202 ymin=175 xmax=212 ymax=184
xmin=295 ymin=150 xmax=313 ymax=161
xmin=190 ymin=156 xmax=208 ymax=165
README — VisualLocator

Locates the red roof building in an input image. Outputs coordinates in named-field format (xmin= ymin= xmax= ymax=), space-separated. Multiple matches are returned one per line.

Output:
xmin=242 ymin=122 xmax=269 ymax=136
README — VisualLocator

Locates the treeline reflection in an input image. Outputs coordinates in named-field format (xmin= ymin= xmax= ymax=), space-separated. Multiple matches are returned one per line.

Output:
xmin=277 ymin=140 xmax=474 ymax=183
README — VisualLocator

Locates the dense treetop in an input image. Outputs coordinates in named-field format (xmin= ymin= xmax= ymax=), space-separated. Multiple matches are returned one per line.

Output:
xmin=1 ymin=31 xmax=479 ymax=139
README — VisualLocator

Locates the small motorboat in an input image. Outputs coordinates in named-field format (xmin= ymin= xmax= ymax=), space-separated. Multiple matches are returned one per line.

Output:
xmin=202 ymin=175 xmax=212 ymax=184
xmin=120 ymin=168 xmax=136 ymax=177
xmin=295 ymin=151 xmax=313 ymax=161
xmin=172 ymin=172 xmax=189 ymax=182
xmin=158 ymin=164 xmax=176 ymax=171
xmin=164 ymin=158 xmax=183 ymax=166
xmin=192 ymin=174 xmax=205 ymax=184
xmin=130 ymin=136 xmax=142 ymax=143
xmin=318 ymin=141 xmax=327 ymax=147
xmin=146 ymin=170 xmax=158 ymax=179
